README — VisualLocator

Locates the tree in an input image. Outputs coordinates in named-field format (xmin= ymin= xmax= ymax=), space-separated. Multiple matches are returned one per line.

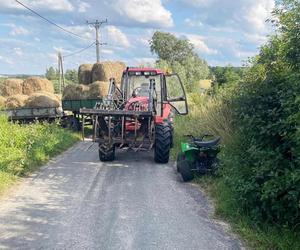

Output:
xmin=65 ymin=69 xmax=78 ymax=84
xmin=150 ymin=31 xmax=210 ymax=92
xmin=150 ymin=31 xmax=195 ymax=63
xmin=45 ymin=66 xmax=58 ymax=80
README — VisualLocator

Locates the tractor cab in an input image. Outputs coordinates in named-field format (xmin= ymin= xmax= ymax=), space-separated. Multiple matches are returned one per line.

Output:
xmin=80 ymin=67 xmax=188 ymax=163
xmin=121 ymin=67 xmax=188 ymax=117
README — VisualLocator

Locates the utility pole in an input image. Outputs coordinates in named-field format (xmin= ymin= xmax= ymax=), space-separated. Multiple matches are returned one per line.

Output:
xmin=57 ymin=52 xmax=65 ymax=94
xmin=86 ymin=19 xmax=107 ymax=63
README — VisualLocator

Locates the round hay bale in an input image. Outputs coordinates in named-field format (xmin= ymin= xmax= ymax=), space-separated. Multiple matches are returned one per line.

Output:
xmin=0 ymin=96 xmax=6 ymax=109
xmin=5 ymin=94 xmax=28 ymax=109
xmin=55 ymin=94 xmax=62 ymax=102
xmin=23 ymin=77 xmax=54 ymax=95
xmin=87 ymin=81 xmax=110 ymax=98
xmin=0 ymin=78 xmax=23 ymax=96
xmin=62 ymin=84 xmax=90 ymax=100
xmin=78 ymin=64 xmax=93 ymax=85
xmin=25 ymin=92 xmax=60 ymax=108
xmin=91 ymin=61 xmax=126 ymax=83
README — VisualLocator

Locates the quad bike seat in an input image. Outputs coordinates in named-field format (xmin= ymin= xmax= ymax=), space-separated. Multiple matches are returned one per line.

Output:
xmin=193 ymin=137 xmax=221 ymax=148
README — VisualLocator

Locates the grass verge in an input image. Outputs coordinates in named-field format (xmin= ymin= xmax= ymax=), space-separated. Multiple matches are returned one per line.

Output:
xmin=0 ymin=115 xmax=80 ymax=194
xmin=194 ymin=177 xmax=300 ymax=250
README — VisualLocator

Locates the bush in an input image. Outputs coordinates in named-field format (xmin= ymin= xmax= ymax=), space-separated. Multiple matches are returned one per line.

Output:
xmin=218 ymin=1 xmax=300 ymax=227
xmin=0 ymin=116 xmax=79 ymax=192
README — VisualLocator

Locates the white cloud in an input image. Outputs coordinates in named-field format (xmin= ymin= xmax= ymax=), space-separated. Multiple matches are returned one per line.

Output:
xmin=244 ymin=33 xmax=268 ymax=44
xmin=184 ymin=34 xmax=218 ymax=55
xmin=78 ymin=1 xmax=90 ymax=13
xmin=102 ymin=49 xmax=114 ymax=54
xmin=180 ymin=0 xmax=275 ymax=34
xmin=113 ymin=0 xmax=173 ymax=28
xmin=184 ymin=18 xmax=203 ymax=27
xmin=0 ymin=0 xmax=74 ymax=12
xmin=0 ymin=55 xmax=14 ymax=65
xmin=106 ymin=26 xmax=130 ymax=48
xmin=8 ymin=24 xmax=29 ymax=36
xmin=14 ymin=47 xmax=23 ymax=56
xmin=244 ymin=0 xmax=275 ymax=33
xmin=61 ymin=25 xmax=94 ymax=40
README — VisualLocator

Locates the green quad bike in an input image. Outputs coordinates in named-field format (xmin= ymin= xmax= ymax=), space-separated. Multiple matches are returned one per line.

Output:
xmin=177 ymin=134 xmax=221 ymax=182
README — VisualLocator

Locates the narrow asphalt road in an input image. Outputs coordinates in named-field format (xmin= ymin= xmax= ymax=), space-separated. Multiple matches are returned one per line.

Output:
xmin=0 ymin=141 xmax=242 ymax=250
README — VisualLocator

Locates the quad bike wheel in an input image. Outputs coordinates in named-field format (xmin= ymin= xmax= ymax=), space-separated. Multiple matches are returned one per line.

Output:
xmin=178 ymin=160 xmax=194 ymax=182
xmin=154 ymin=124 xmax=172 ymax=164
xmin=99 ymin=144 xmax=115 ymax=162
xmin=176 ymin=153 xmax=185 ymax=172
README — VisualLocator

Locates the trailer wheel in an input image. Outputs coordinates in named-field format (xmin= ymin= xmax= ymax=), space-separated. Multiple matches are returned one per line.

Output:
xmin=67 ymin=116 xmax=81 ymax=131
xmin=99 ymin=145 xmax=115 ymax=162
xmin=154 ymin=124 xmax=172 ymax=164
xmin=178 ymin=160 xmax=194 ymax=182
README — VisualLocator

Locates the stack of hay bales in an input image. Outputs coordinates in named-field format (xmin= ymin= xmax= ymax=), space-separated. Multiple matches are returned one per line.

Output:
xmin=0 ymin=77 xmax=59 ymax=109
xmin=78 ymin=64 xmax=93 ymax=85
xmin=91 ymin=61 xmax=125 ymax=84
xmin=63 ymin=61 xmax=125 ymax=100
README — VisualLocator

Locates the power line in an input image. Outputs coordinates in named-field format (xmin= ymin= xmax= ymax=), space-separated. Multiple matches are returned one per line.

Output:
xmin=63 ymin=42 xmax=96 ymax=58
xmin=15 ymin=0 xmax=91 ymax=41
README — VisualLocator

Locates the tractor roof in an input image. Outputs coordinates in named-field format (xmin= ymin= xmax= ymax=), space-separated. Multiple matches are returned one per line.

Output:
xmin=124 ymin=67 xmax=164 ymax=75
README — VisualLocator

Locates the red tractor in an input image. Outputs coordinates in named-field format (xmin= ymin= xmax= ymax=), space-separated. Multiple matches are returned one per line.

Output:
xmin=80 ymin=67 xmax=188 ymax=163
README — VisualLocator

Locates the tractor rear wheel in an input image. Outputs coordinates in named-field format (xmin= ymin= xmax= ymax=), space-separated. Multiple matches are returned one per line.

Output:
xmin=154 ymin=124 xmax=172 ymax=164
xmin=178 ymin=160 xmax=194 ymax=182
xmin=99 ymin=145 xmax=115 ymax=162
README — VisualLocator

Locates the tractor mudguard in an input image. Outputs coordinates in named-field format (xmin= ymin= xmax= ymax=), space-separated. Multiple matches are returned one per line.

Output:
xmin=181 ymin=142 xmax=198 ymax=162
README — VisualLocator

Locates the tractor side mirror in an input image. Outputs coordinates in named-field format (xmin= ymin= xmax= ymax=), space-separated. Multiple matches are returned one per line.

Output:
xmin=165 ymin=74 xmax=188 ymax=115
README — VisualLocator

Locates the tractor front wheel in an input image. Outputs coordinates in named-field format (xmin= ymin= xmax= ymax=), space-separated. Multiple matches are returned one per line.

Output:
xmin=178 ymin=160 xmax=194 ymax=182
xmin=154 ymin=124 xmax=172 ymax=164
xmin=99 ymin=145 xmax=115 ymax=162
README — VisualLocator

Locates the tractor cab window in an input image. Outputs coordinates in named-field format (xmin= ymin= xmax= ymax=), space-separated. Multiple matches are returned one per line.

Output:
xmin=165 ymin=74 xmax=188 ymax=115
xmin=121 ymin=73 xmax=163 ymax=115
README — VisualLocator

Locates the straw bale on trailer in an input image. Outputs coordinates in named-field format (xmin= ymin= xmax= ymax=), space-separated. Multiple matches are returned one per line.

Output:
xmin=23 ymin=77 xmax=54 ymax=95
xmin=5 ymin=94 xmax=28 ymax=109
xmin=91 ymin=61 xmax=125 ymax=83
xmin=62 ymin=84 xmax=90 ymax=100
xmin=25 ymin=92 xmax=60 ymax=108
xmin=0 ymin=78 xmax=23 ymax=96
xmin=87 ymin=81 xmax=110 ymax=98
xmin=78 ymin=64 xmax=93 ymax=85
xmin=0 ymin=96 xmax=6 ymax=109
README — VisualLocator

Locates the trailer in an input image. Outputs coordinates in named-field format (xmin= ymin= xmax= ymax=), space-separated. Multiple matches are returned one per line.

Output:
xmin=61 ymin=98 xmax=102 ymax=131
xmin=0 ymin=106 xmax=64 ymax=122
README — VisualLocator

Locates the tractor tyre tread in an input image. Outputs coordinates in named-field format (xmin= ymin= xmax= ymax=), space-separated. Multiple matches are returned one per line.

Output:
xmin=154 ymin=124 xmax=172 ymax=164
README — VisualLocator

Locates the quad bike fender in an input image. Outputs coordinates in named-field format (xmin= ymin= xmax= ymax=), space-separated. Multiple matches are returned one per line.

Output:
xmin=181 ymin=142 xmax=198 ymax=162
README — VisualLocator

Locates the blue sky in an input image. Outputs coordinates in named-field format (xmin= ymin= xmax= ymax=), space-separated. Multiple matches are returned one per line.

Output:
xmin=0 ymin=0 xmax=275 ymax=75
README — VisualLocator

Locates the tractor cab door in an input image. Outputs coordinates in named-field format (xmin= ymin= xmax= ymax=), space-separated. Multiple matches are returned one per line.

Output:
xmin=165 ymin=74 xmax=188 ymax=115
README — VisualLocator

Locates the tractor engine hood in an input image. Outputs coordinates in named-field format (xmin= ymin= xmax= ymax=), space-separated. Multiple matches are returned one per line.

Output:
xmin=125 ymin=96 xmax=149 ymax=111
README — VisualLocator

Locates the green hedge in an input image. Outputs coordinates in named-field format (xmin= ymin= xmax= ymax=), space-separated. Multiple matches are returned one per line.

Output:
xmin=0 ymin=116 xmax=79 ymax=192
xmin=219 ymin=0 xmax=300 ymax=227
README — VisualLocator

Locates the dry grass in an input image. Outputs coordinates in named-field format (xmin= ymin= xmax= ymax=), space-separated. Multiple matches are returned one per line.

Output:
xmin=25 ymin=92 xmax=60 ymax=108
xmin=0 ymin=79 xmax=23 ymax=96
xmin=5 ymin=94 xmax=28 ymax=109
xmin=87 ymin=81 xmax=110 ymax=98
xmin=23 ymin=77 xmax=54 ymax=95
